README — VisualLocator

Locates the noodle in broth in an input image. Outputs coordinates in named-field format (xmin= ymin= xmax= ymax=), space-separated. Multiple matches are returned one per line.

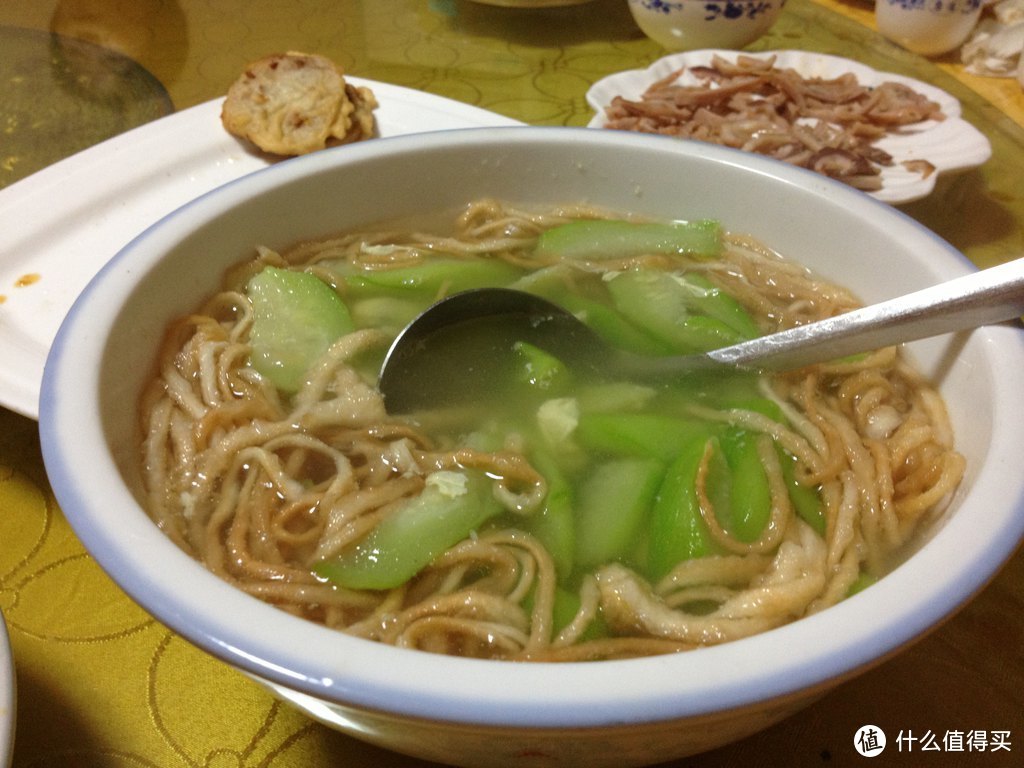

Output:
xmin=139 ymin=200 xmax=964 ymax=661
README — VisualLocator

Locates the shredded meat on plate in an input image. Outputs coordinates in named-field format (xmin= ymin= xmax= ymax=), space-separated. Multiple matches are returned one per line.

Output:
xmin=602 ymin=54 xmax=943 ymax=192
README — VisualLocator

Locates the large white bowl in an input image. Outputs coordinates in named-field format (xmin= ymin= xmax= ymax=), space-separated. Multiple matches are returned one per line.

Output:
xmin=39 ymin=127 xmax=1024 ymax=767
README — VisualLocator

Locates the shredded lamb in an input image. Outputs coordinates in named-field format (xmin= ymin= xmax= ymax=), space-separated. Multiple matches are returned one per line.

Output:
xmin=602 ymin=54 xmax=944 ymax=192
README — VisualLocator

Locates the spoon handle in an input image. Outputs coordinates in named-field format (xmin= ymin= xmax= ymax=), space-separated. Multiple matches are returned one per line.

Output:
xmin=710 ymin=256 xmax=1024 ymax=371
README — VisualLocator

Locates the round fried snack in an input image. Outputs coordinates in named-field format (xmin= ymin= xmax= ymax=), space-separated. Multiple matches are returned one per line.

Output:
xmin=221 ymin=52 xmax=378 ymax=156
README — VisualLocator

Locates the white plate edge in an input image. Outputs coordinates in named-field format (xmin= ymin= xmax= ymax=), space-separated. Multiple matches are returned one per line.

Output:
xmin=0 ymin=78 xmax=522 ymax=420
xmin=0 ymin=610 xmax=12 ymax=768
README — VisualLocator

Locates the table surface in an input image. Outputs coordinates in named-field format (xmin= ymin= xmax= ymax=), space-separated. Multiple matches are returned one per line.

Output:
xmin=1 ymin=0 xmax=1022 ymax=766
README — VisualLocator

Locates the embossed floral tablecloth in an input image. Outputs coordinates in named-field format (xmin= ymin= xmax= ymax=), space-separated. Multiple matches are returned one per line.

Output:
xmin=1 ymin=0 xmax=1023 ymax=766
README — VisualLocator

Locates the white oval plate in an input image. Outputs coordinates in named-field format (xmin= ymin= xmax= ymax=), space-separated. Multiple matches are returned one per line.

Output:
xmin=586 ymin=49 xmax=992 ymax=206
xmin=0 ymin=78 xmax=521 ymax=420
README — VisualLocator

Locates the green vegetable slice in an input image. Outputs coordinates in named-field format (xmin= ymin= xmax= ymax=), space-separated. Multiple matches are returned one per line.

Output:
xmin=648 ymin=438 xmax=723 ymax=580
xmin=512 ymin=341 xmax=572 ymax=394
xmin=781 ymin=451 xmax=826 ymax=536
xmin=678 ymin=273 xmax=759 ymax=339
xmin=536 ymin=219 xmax=722 ymax=260
xmin=523 ymin=446 xmax=576 ymax=579
xmin=557 ymin=293 xmax=673 ymax=356
xmin=247 ymin=266 xmax=355 ymax=393
xmin=575 ymin=412 xmax=716 ymax=463
xmin=606 ymin=269 xmax=748 ymax=353
xmin=716 ymin=430 xmax=772 ymax=543
xmin=314 ymin=470 xmax=501 ymax=591
xmin=332 ymin=258 xmax=524 ymax=298
xmin=574 ymin=458 xmax=663 ymax=570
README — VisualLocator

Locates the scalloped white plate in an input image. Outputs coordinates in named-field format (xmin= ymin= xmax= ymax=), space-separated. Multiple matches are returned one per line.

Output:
xmin=586 ymin=49 xmax=992 ymax=206
xmin=0 ymin=78 xmax=521 ymax=420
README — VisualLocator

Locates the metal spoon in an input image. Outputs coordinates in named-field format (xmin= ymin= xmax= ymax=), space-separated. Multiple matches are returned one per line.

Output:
xmin=378 ymin=257 xmax=1024 ymax=413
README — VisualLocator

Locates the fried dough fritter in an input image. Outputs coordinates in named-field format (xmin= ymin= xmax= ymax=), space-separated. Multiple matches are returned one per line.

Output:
xmin=221 ymin=51 xmax=378 ymax=156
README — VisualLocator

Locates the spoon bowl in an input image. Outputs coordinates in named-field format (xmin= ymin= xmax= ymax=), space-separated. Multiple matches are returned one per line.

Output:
xmin=380 ymin=258 xmax=1024 ymax=413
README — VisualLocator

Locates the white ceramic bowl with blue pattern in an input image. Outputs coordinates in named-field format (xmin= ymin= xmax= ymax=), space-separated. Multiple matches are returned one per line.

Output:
xmin=628 ymin=0 xmax=786 ymax=51
xmin=876 ymin=0 xmax=983 ymax=57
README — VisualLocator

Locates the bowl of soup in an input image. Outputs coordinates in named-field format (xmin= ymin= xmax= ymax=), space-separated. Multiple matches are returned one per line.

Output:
xmin=39 ymin=127 xmax=1024 ymax=767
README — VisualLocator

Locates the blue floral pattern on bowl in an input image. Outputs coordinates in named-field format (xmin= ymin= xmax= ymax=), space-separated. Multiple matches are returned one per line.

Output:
xmin=637 ymin=0 xmax=685 ymax=12
xmin=634 ymin=0 xmax=785 ymax=21
xmin=882 ymin=0 xmax=981 ymax=11
xmin=628 ymin=0 xmax=787 ymax=50
xmin=708 ymin=1 xmax=783 ymax=20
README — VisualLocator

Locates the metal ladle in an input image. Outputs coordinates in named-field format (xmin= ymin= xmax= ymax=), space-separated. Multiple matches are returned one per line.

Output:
xmin=378 ymin=257 xmax=1024 ymax=413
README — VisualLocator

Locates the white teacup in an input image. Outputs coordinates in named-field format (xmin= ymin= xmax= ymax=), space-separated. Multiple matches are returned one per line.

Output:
xmin=876 ymin=0 xmax=984 ymax=57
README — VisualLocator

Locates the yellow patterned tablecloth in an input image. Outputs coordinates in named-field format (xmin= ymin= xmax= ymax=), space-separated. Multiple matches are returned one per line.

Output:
xmin=1 ymin=1 xmax=1022 ymax=766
